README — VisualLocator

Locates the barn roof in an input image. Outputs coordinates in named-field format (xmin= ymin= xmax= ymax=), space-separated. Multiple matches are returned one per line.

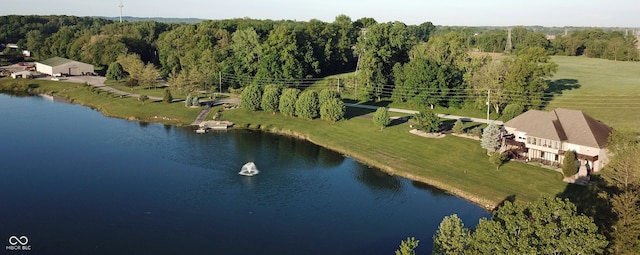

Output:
xmin=37 ymin=57 xmax=75 ymax=67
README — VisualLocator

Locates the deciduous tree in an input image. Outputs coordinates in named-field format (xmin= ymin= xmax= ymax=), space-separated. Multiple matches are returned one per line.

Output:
xmin=373 ymin=107 xmax=391 ymax=130
xmin=106 ymin=62 xmax=124 ymax=81
xmin=468 ymin=197 xmax=608 ymax=254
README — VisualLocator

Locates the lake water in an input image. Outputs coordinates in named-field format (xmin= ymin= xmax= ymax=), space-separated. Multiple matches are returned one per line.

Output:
xmin=0 ymin=94 xmax=489 ymax=254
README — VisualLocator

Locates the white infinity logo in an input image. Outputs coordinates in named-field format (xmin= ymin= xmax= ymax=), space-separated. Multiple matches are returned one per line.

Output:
xmin=8 ymin=236 xmax=28 ymax=245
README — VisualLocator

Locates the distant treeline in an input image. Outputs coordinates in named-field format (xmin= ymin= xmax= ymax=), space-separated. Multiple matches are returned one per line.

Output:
xmin=0 ymin=15 xmax=637 ymax=112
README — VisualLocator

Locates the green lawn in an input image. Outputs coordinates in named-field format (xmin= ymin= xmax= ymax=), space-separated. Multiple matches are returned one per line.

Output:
xmin=221 ymin=107 xmax=568 ymax=208
xmin=1 ymin=78 xmax=201 ymax=125
xmin=5 ymin=55 xmax=631 ymax=209
xmin=545 ymin=56 xmax=640 ymax=130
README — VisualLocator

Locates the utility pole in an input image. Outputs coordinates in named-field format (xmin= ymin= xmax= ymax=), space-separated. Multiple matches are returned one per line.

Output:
xmin=337 ymin=77 xmax=340 ymax=93
xmin=486 ymin=89 xmax=491 ymax=121
xmin=118 ymin=2 xmax=124 ymax=23
xmin=218 ymin=71 xmax=222 ymax=97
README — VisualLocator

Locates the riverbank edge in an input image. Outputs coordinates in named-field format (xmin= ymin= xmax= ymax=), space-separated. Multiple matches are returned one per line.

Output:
xmin=251 ymin=126 xmax=497 ymax=210
xmin=33 ymin=89 xmax=498 ymax=210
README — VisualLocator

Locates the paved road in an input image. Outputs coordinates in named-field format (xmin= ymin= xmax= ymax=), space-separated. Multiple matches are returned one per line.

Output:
xmin=345 ymin=103 xmax=503 ymax=125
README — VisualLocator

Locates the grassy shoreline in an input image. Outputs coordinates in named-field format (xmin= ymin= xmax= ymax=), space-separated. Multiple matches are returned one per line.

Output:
xmin=1 ymin=77 xmax=570 ymax=210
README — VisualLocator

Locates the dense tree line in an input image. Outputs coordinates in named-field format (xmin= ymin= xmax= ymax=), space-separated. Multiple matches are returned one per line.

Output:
xmin=472 ymin=26 xmax=639 ymax=61
xmin=1 ymin=15 xmax=636 ymax=118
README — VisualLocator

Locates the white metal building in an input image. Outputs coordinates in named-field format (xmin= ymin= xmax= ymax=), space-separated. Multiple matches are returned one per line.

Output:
xmin=35 ymin=57 xmax=94 ymax=76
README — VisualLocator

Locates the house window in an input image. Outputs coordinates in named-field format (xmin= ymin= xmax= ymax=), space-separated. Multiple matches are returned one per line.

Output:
xmin=541 ymin=151 xmax=545 ymax=158
xmin=555 ymin=154 xmax=559 ymax=161
xmin=554 ymin=141 xmax=558 ymax=149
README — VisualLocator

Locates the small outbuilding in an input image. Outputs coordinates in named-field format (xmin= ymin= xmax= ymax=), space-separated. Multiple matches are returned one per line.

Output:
xmin=35 ymin=57 xmax=94 ymax=76
xmin=11 ymin=71 xmax=33 ymax=79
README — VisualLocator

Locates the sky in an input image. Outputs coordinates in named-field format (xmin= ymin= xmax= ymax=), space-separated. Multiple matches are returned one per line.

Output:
xmin=1 ymin=0 xmax=639 ymax=27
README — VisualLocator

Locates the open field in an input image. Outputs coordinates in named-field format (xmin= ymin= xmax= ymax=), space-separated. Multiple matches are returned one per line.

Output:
xmin=545 ymin=56 xmax=640 ymax=130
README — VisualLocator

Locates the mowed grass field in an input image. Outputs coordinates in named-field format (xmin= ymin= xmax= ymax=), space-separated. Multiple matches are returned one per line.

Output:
xmin=545 ymin=56 xmax=640 ymax=130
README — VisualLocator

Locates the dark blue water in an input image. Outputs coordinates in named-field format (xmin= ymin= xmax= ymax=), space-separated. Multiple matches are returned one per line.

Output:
xmin=0 ymin=94 xmax=489 ymax=254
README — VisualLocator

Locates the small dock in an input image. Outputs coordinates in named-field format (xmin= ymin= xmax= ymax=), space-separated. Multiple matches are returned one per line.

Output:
xmin=197 ymin=121 xmax=234 ymax=132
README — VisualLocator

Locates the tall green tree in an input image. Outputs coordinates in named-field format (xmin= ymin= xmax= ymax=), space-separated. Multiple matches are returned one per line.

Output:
xmin=468 ymin=197 xmax=607 ymax=254
xmin=117 ymin=53 xmax=145 ymax=81
xmin=432 ymin=214 xmax=470 ymax=255
xmin=138 ymin=63 xmax=160 ymax=88
xmin=503 ymin=46 xmax=558 ymax=109
xmin=231 ymin=27 xmax=262 ymax=79
xmin=241 ymin=84 xmax=262 ymax=111
xmin=356 ymin=21 xmax=415 ymax=100
xmin=373 ymin=107 xmax=391 ymax=130
xmin=393 ymin=57 xmax=450 ymax=109
xmin=256 ymin=24 xmax=304 ymax=85
xmin=279 ymin=88 xmax=300 ymax=117
xmin=295 ymin=90 xmax=319 ymax=120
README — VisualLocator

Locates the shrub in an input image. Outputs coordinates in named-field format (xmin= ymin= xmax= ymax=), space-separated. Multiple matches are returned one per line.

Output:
xmin=163 ymin=89 xmax=173 ymax=103
xmin=261 ymin=84 xmax=281 ymax=114
xmin=562 ymin=150 xmax=579 ymax=177
xmin=295 ymin=90 xmax=319 ymax=119
xmin=185 ymin=94 xmax=193 ymax=107
xmin=320 ymin=98 xmax=345 ymax=122
xmin=373 ymin=107 xmax=391 ymax=130
xmin=279 ymin=88 xmax=300 ymax=117
xmin=138 ymin=94 xmax=149 ymax=103
xmin=452 ymin=119 xmax=464 ymax=134
xmin=413 ymin=109 xmax=441 ymax=133
xmin=240 ymin=84 xmax=262 ymax=111
xmin=470 ymin=126 xmax=482 ymax=137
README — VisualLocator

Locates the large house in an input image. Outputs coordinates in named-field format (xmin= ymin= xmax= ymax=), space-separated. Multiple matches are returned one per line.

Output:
xmin=503 ymin=108 xmax=612 ymax=174
xmin=35 ymin=57 xmax=94 ymax=76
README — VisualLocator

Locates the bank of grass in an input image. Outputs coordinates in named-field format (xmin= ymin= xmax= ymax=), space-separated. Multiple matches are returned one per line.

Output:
xmin=221 ymin=107 xmax=568 ymax=208
xmin=0 ymin=76 xmax=578 ymax=208
xmin=0 ymin=78 xmax=200 ymax=125
xmin=545 ymin=56 xmax=640 ymax=130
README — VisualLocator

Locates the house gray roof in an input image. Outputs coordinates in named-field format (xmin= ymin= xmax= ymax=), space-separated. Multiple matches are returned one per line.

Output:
xmin=37 ymin=57 xmax=75 ymax=67
xmin=504 ymin=108 xmax=612 ymax=148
